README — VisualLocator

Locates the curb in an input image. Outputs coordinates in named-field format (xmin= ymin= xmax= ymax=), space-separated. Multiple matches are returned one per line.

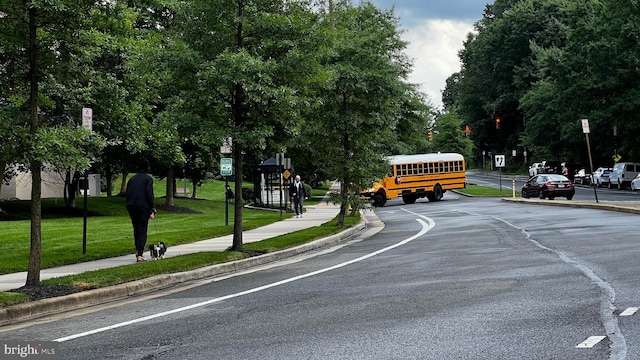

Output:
xmin=501 ymin=197 xmax=640 ymax=215
xmin=0 ymin=217 xmax=369 ymax=325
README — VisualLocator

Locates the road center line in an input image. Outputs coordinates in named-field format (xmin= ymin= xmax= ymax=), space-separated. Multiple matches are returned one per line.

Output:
xmin=576 ymin=336 xmax=607 ymax=348
xmin=620 ymin=307 xmax=639 ymax=317
xmin=54 ymin=214 xmax=434 ymax=342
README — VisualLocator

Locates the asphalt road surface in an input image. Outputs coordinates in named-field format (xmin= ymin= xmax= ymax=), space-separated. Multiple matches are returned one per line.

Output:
xmin=2 ymin=192 xmax=639 ymax=359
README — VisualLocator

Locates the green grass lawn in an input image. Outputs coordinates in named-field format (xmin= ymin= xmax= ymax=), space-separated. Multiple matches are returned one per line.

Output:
xmin=0 ymin=179 xmax=286 ymax=275
xmin=457 ymin=184 xmax=517 ymax=197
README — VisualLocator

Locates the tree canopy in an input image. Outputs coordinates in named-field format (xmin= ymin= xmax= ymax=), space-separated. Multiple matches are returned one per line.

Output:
xmin=0 ymin=0 xmax=439 ymax=281
xmin=444 ymin=0 xmax=640 ymax=169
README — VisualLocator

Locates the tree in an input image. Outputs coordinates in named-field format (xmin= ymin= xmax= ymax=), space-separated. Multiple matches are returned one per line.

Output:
xmin=174 ymin=0 xmax=318 ymax=250
xmin=445 ymin=0 xmax=574 ymax=164
xmin=1 ymin=0 xmax=106 ymax=285
xmin=432 ymin=113 xmax=475 ymax=161
xmin=308 ymin=1 xmax=411 ymax=225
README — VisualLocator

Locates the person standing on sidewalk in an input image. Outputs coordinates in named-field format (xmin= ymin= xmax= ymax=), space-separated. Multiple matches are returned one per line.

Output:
xmin=126 ymin=157 xmax=156 ymax=262
xmin=289 ymin=175 xmax=308 ymax=218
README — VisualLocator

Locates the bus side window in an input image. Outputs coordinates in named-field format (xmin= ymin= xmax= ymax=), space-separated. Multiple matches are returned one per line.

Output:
xmin=388 ymin=166 xmax=394 ymax=178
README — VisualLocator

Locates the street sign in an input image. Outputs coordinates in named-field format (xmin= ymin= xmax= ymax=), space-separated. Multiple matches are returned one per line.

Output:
xmin=581 ymin=119 xmax=590 ymax=134
xmin=221 ymin=158 xmax=232 ymax=176
xmin=283 ymin=169 xmax=291 ymax=179
xmin=82 ymin=107 xmax=92 ymax=131
xmin=495 ymin=154 xmax=506 ymax=168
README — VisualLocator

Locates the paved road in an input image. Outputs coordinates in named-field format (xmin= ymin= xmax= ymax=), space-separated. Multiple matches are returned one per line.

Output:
xmin=2 ymin=191 xmax=639 ymax=359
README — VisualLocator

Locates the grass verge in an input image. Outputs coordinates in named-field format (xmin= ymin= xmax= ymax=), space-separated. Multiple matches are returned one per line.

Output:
xmin=0 ymin=292 xmax=30 ymax=308
xmin=457 ymin=184 xmax=516 ymax=197
xmin=39 ymin=213 xmax=359 ymax=291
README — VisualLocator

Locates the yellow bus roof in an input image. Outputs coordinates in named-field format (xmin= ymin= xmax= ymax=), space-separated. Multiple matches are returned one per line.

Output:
xmin=387 ymin=153 xmax=464 ymax=165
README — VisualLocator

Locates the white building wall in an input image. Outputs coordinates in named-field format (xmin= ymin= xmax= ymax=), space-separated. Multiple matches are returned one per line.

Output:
xmin=0 ymin=165 xmax=66 ymax=200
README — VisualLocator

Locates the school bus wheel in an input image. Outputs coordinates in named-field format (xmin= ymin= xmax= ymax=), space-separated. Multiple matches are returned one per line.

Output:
xmin=402 ymin=193 xmax=417 ymax=204
xmin=427 ymin=184 xmax=443 ymax=202
xmin=373 ymin=190 xmax=387 ymax=207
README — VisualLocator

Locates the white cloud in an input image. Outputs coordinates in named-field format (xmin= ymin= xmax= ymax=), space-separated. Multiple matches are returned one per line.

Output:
xmin=401 ymin=19 xmax=475 ymax=110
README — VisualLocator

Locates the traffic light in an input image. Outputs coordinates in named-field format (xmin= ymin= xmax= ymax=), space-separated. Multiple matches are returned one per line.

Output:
xmin=465 ymin=125 xmax=470 ymax=138
xmin=495 ymin=117 xmax=501 ymax=129
xmin=428 ymin=131 xmax=433 ymax=141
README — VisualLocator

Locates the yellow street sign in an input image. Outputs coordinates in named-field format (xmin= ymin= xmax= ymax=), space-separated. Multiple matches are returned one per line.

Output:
xmin=613 ymin=154 xmax=622 ymax=163
xmin=283 ymin=169 xmax=291 ymax=179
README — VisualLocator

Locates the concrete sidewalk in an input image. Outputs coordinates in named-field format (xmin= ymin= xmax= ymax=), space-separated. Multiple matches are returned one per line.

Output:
xmin=0 ymin=183 xmax=344 ymax=292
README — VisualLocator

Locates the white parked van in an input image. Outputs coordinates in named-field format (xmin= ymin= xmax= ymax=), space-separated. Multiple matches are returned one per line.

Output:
xmin=608 ymin=162 xmax=640 ymax=189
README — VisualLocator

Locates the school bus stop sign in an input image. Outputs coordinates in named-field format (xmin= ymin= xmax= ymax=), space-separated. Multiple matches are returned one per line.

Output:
xmin=283 ymin=169 xmax=291 ymax=179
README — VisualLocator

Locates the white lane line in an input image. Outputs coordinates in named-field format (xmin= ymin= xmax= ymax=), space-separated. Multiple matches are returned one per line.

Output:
xmin=576 ymin=336 xmax=607 ymax=348
xmin=620 ymin=307 xmax=639 ymax=317
xmin=54 ymin=216 xmax=435 ymax=342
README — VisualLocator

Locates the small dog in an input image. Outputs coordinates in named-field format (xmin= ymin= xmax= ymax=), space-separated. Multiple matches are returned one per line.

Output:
xmin=148 ymin=242 xmax=167 ymax=260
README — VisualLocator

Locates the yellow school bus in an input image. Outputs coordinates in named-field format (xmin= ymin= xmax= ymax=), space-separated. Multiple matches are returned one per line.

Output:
xmin=361 ymin=153 xmax=466 ymax=207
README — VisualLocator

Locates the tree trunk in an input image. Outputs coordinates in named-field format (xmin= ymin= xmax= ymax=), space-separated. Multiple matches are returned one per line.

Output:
xmin=106 ymin=165 xmax=113 ymax=197
xmin=26 ymin=6 xmax=41 ymax=286
xmin=337 ymin=181 xmax=347 ymax=226
xmin=119 ymin=171 xmax=128 ymax=196
xmin=26 ymin=162 xmax=43 ymax=286
xmin=231 ymin=141 xmax=243 ymax=251
xmin=165 ymin=167 xmax=174 ymax=206
xmin=191 ymin=180 xmax=197 ymax=199
xmin=64 ymin=169 xmax=79 ymax=208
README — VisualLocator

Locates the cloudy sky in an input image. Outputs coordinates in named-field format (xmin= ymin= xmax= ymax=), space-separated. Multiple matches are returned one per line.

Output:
xmin=369 ymin=0 xmax=490 ymax=110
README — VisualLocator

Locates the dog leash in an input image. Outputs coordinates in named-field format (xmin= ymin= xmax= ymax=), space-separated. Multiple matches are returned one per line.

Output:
xmin=152 ymin=216 xmax=160 ymax=243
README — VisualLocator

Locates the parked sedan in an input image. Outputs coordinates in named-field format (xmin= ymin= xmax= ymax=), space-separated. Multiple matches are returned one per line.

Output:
xmin=521 ymin=174 xmax=575 ymax=200
xmin=592 ymin=167 xmax=612 ymax=187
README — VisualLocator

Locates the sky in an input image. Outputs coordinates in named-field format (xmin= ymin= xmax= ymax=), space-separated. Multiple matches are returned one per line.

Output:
xmin=369 ymin=0 xmax=491 ymax=110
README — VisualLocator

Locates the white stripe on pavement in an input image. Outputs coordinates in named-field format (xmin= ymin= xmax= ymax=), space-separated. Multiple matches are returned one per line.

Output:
xmin=54 ymin=213 xmax=434 ymax=342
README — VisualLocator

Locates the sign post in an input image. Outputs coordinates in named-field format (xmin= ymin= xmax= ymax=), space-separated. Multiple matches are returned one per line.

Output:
xmin=81 ymin=108 xmax=92 ymax=254
xmin=276 ymin=153 xmax=285 ymax=219
xmin=495 ymin=154 xmax=506 ymax=191
xmin=582 ymin=119 xmax=598 ymax=203
xmin=221 ymin=158 xmax=233 ymax=225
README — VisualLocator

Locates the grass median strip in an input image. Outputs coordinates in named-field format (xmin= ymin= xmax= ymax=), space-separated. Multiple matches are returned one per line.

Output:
xmin=457 ymin=184 xmax=516 ymax=197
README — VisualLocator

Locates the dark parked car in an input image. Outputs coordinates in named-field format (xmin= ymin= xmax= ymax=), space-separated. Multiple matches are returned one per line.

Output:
xmin=521 ymin=174 xmax=575 ymax=200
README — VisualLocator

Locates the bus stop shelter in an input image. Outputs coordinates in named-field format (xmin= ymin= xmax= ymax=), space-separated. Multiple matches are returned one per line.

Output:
xmin=253 ymin=157 xmax=294 ymax=209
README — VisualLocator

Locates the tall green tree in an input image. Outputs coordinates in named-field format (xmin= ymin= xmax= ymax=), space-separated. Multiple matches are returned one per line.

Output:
xmin=309 ymin=1 xmax=411 ymax=225
xmin=0 ymin=0 xmax=106 ymax=285
xmin=174 ymin=0 xmax=318 ymax=250
xmin=445 ymin=0 xmax=573 ymax=163
xmin=521 ymin=0 xmax=640 ymax=165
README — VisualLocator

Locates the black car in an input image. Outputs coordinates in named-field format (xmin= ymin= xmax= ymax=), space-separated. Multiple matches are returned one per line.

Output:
xmin=521 ymin=174 xmax=575 ymax=200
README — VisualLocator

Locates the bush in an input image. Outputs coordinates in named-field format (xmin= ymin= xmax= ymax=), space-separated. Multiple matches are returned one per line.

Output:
xmin=242 ymin=187 xmax=254 ymax=203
